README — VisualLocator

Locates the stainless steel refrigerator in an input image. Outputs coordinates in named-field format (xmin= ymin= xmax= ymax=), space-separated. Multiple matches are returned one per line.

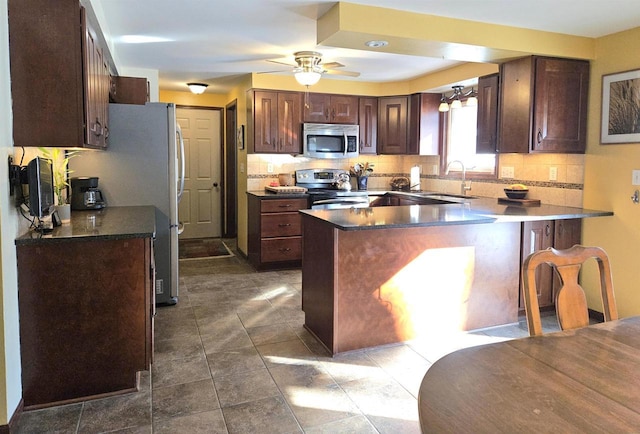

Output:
xmin=70 ymin=102 xmax=184 ymax=305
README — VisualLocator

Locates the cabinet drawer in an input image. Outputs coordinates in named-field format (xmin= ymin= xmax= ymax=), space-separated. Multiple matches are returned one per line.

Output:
xmin=261 ymin=198 xmax=307 ymax=213
xmin=261 ymin=213 xmax=302 ymax=237
xmin=261 ymin=237 xmax=302 ymax=262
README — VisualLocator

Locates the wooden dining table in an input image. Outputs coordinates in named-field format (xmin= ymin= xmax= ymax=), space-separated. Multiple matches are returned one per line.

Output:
xmin=418 ymin=316 xmax=640 ymax=433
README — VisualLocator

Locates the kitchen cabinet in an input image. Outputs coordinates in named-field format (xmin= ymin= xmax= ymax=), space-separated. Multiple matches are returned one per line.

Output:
xmin=110 ymin=76 xmax=150 ymax=105
xmin=476 ymin=73 xmax=500 ymax=154
xmin=247 ymin=195 xmax=308 ymax=269
xmin=408 ymin=93 xmax=441 ymax=155
xmin=251 ymin=90 xmax=303 ymax=154
xmin=304 ymin=93 xmax=359 ymax=124
xmin=498 ymin=56 xmax=589 ymax=154
xmin=519 ymin=219 xmax=582 ymax=309
xmin=378 ymin=96 xmax=409 ymax=154
xmin=358 ymin=97 xmax=378 ymax=154
xmin=378 ymin=94 xmax=440 ymax=155
xmin=8 ymin=0 xmax=112 ymax=149
xmin=16 ymin=232 xmax=154 ymax=408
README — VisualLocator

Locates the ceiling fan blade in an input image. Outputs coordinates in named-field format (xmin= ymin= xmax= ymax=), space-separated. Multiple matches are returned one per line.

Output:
xmin=266 ymin=59 xmax=297 ymax=67
xmin=324 ymin=69 xmax=360 ymax=77
xmin=321 ymin=62 xmax=345 ymax=69
xmin=257 ymin=70 xmax=292 ymax=74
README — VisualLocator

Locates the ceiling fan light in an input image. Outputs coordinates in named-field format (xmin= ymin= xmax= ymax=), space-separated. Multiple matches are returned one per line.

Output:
xmin=439 ymin=101 xmax=450 ymax=112
xmin=187 ymin=82 xmax=208 ymax=94
xmin=466 ymin=96 xmax=478 ymax=107
xmin=450 ymin=99 xmax=462 ymax=109
xmin=294 ymin=69 xmax=322 ymax=86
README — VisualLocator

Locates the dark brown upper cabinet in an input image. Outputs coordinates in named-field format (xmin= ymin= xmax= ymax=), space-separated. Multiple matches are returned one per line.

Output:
xmin=358 ymin=97 xmax=378 ymax=155
xmin=9 ymin=0 xmax=111 ymax=149
xmin=476 ymin=74 xmax=500 ymax=154
xmin=250 ymin=90 xmax=302 ymax=154
xmin=498 ymin=56 xmax=589 ymax=154
xmin=378 ymin=94 xmax=440 ymax=155
xmin=303 ymin=93 xmax=359 ymax=124
xmin=378 ymin=96 xmax=409 ymax=154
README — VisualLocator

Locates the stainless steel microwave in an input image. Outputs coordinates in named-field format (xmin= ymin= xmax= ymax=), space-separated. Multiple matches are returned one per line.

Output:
xmin=302 ymin=123 xmax=359 ymax=159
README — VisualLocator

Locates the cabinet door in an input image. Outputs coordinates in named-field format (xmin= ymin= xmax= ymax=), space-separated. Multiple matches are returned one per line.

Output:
xmin=83 ymin=10 xmax=111 ymax=149
xmin=408 ymin=93 xmax=440 ymax=155
xmin=532 ymin=58 xmax=589 ymax=153
xmin=476 ymin=74 xmax=500 ymax=154
xmin=254 ymin=91 xmax=279 ymax=152
xmin=359 ymin=97 xmax=378 ymax=154
xmin=278 ymin=92 xmax=302 ymax=153
xmin=303 ymin=93 xmax=331 ymax=123
xmin=378 ymin=97 xmax=408 ymax=154
xmin=521 ymin=220 xmax=554 ymax=309
xmin=8 ymin=0 xmax=85 ymax=148
xmin=498 ymin=57 xmax=534 ymax=154
xmin=330 ymin=95 xmax=359 ymax=124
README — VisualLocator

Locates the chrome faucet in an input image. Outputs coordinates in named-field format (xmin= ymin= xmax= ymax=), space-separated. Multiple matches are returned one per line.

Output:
xmin=445 ymin=160 xmax=472 ymax=196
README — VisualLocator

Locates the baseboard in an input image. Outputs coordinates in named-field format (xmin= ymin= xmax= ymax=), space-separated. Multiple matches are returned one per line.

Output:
xmin=0 ymin=399 xmax=23 ymax=434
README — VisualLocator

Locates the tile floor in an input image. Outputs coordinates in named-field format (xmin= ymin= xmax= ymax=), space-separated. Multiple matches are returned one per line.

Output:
xmin=15 ymin=239 xmax=562 ymax=433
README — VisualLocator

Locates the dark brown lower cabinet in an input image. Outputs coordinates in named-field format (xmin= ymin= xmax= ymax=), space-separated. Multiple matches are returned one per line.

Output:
xmin=17 ymin=237 xmax=153 ymax=409
xmin=520 ymin=219 xmax=582 ymax=310
xmin=247 ymin=195 xmax=308 ymax=269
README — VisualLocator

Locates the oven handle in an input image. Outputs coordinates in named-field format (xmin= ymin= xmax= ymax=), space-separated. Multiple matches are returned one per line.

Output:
xmin=313 ymin=198 xmax=369 ymax=206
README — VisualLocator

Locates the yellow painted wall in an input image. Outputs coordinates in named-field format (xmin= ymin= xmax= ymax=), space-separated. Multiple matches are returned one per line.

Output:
xmin=582 ymin=27 xmax=640 ymax=318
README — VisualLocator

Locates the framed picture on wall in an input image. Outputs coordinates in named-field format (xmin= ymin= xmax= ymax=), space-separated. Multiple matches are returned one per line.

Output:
xmin=601 ymin=69 xmax=640 ymax=144
xmin=237 ymin=125 xmax=245 ymax=150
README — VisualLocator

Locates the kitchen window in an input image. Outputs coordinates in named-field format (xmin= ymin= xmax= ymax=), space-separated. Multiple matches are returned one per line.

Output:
xmin=441 ymin=99 xmax=496 ymax=177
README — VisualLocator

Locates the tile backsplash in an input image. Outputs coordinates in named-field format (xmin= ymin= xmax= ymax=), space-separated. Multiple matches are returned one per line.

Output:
xmin=247 ymin=153 xmax=584 ymax=207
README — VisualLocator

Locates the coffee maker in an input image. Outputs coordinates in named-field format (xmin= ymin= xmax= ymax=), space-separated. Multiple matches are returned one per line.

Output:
xmin=70 ymin=177 xmax=106 ymax=210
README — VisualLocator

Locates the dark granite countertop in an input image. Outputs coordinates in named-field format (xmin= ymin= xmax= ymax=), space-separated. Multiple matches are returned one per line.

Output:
xmin=300 ymin=196 xmax=613 ymax=231
xmin=16 ymin=206 xmax=156 ymax=245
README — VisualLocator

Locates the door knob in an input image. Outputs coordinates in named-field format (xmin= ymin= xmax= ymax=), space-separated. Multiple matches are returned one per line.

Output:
xmin=213 ymin=182 xmax=219 ymax=188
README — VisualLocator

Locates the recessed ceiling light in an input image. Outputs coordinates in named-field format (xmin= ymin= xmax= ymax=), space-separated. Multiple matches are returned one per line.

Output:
xmin=365 ymin=40 xmax=388 ymax=48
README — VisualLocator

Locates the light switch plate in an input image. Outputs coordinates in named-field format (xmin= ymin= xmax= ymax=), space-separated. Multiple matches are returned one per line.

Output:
xmin=501 ymin=166 xmax=514 ymax=179
xmin=633 ymin=170 xmax=640 ymax=185
xmin=267 ymin=163 xmax=274 ymax=173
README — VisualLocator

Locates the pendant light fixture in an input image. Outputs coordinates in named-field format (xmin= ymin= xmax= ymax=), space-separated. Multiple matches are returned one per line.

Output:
xmin=439 ymin=85 xmax=478 ymax=112
xmin=187 ymin=82 xmax=208 ymax=94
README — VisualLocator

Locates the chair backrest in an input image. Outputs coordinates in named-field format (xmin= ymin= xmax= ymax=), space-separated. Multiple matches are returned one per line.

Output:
xmin=522 ymin=244 xmax=618 ymax=336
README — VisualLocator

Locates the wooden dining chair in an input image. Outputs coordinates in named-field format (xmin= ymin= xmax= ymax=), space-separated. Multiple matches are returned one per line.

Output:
xmin=522 ymin=244 xmax=618 ymax=336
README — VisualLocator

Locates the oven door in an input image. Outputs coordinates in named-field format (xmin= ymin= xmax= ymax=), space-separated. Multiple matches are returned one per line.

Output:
xmin=310 ymin=197 xmax=370 ymax=210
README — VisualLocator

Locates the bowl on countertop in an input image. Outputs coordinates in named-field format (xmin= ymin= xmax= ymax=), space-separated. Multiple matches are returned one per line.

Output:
xmin=504 ymin=188 xmax=529 ymax=199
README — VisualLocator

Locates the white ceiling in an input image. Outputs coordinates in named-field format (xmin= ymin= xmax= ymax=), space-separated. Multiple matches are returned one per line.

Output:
xmin=90 ymin=0 xmax=640 ymax=93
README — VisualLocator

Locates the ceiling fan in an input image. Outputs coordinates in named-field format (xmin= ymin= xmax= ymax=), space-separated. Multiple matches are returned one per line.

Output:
xmin=262 ymin=51 xmax=360 ymax=86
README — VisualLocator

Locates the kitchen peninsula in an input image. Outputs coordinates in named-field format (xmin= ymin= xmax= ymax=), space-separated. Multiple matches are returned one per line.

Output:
xmin=15 ymin=206 xmax=155 ymax=408
xmin=300 ymin=197 xmax=613 ymax=354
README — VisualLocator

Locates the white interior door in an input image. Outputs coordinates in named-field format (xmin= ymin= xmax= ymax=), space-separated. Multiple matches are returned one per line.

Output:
xmin=177 ymin=108 xmax=222 ymax=239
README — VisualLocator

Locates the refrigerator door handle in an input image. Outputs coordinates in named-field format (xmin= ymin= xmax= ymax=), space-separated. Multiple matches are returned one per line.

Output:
xmin=176 ymin=124 xmax=186 ymax=202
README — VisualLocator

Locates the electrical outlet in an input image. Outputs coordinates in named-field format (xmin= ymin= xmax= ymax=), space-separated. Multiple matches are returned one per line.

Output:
xmin=633 ymin=170 xmax=640 ymax=185
xmin=432 ymin=165 xmax=439 ymax=175
xmin=267 ymin=163 xmax=274 ymax=173
xmin=501 ymin=166 xmax=514 ymax=179
xmin=549 ymin=166 xmax=558 ymax=181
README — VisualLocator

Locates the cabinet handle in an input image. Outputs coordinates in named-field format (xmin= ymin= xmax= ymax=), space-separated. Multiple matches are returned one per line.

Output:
xmin=279 ymin=247 xmax=292 ymax=252
xmin=278 ymin=223 xmax=291 ymax=227
xmin=545 ymin=224 xmax=551 ymax=237
xmin=537 ymin=129 xmax=543 ymax=146
xmin=278 ymin=204 xmax=292 ymax=208
xmin=325 ymin=109 xmax=329 ymax=120
xmin=331 ymin=108 xmax=335 ymax=119
xmin=557 ymin=223 xmax=563 ymax=235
